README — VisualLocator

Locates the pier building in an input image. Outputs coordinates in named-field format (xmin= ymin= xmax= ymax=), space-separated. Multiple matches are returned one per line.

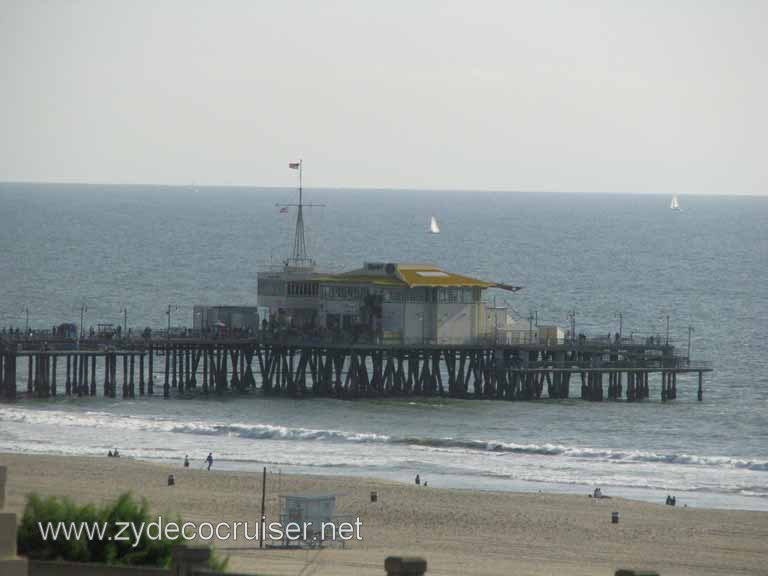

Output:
xmin=258 ymin=261 xmax=509 ymax=344
xmin=256 ymin=161 xmax=521 ymax=343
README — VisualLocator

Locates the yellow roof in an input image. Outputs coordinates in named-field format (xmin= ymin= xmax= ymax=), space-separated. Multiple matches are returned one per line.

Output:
xmin=317 ymin=263 xmax=496 ymax=289
xmin=396 ymin=264 xmax=495 ymax=288
xmin=313 ymin=273 xmax=407 ymax=287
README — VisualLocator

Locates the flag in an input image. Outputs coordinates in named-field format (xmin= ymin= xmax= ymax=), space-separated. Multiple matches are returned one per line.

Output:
xmin=289 ymin=162 xmax=300 ymax=169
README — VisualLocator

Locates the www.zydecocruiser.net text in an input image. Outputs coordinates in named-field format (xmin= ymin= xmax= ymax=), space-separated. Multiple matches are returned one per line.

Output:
xmin=38 ymin=517 xmax=364 ymax=548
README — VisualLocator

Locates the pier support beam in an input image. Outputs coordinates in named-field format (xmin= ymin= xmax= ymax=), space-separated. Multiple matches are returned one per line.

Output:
xmin=164 ymin=346 xmax=170 ymax=398
xmin=65 ymin=355 xmax=71 ymax=395
xmin=90 ymin=355 xmax=96 ymax=396
xmin=202 ymin=347 xmax=208 ymax=394
xmin=171 ymin=346 xmax=177 ymax=389
xmin=148 ymin=346 xmax=154 ymax=395
xmin=121 ymin=355 xmax=127 ymax=397
xmin=129 ymin=354 xmax=135 ymax=398
xmin=4 ymin=354 xmax=17 ymax=399
xmin=75 ymin=355 xmax=81 ymax=395
xmin=51 ymin=355 xmax=57 ymax=396
xmin=27 ymin=356 xmax=32 ymax=394
xmin=139 ymin=353 xmax=145 ymax=396
xmin=84 ymin=355 xmax=89 ymax=396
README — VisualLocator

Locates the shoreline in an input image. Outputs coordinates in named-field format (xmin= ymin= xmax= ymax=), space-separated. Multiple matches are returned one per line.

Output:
xmin=4 ymin=439 xmax=767 ymax=513
xmin=2 ymin=451 xmax=768 ymax=575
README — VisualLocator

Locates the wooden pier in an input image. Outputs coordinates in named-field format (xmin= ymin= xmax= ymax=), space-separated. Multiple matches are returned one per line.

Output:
xmin=0 ymin=336 xmax=711 ymax=402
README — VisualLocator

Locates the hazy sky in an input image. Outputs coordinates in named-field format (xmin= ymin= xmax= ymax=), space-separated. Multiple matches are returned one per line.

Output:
xmin=1 ymin=0 xmax=766 ymax=194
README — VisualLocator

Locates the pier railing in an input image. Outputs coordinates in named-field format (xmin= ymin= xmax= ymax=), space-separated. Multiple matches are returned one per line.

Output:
xmin=2 ymin=331 xmax=683 ymax=351
xmin=524 ymin=358 xmax=712 ymax=371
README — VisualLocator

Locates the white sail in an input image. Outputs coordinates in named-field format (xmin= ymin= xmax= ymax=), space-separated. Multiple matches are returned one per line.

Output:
xmin=429 ymin=215 xmax=440 ymax=234
xmin=670 ymin=195 xmax=681 ymax=210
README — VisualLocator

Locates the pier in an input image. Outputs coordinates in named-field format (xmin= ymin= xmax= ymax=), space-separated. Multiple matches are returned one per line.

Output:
xmin=0 ymin=335 xmax=711 ymax=402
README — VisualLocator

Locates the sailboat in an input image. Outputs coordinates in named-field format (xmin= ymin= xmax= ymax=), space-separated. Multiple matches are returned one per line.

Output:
xmin=670 ymin=195 xmax=682 ymax=211
xmin=429 ymin=215 xmax=440 ymax=234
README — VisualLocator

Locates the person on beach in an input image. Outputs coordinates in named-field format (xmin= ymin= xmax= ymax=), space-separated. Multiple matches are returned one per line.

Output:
xmin=113 ymin=449 xmax=120 ymax=458
xmin=415 ymin=474 xmax=420 ymax=485
xmin=206 ymin=452 xmax=213 ymax=471
xmin=184 ymin=455 xmax=189 ymax=468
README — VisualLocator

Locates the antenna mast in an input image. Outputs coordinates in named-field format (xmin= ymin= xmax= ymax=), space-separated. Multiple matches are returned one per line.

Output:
xmin=278 ymin=160 xmax=324 ymax=269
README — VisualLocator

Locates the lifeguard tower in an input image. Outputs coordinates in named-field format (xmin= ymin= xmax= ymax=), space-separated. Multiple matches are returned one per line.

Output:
xmin=279 ymin=492 xmax=337 ymax=546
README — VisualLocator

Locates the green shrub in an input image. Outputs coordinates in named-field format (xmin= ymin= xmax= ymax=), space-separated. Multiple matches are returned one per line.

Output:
xmin=17 ymin=492 xmax=228 ymax=571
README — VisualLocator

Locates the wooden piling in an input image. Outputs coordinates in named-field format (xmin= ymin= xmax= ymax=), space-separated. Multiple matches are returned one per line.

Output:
xmin=27 ymin=355 xmax=33 ymax=394
xmin=164 ymin=345 xmax=170 ymax=398
xmin=65 ymin=355 xmax=71 ymax=395
xmin=1 ymin=338 xmax=712 ymax=402
xmin=90 ymin=355 xmax=96 ymax=396
xmin=139 ymin=352 xmax=145 ymax=396
xmin=171 ymin=346 xmax=177 ymax=389
xmin=129 ymin=354 xmax=135 ymax=398
xmin=698 ymin=371 xmax=703 ymax=401
xmin=202 ymin=346 xmax=209 ymax=394
xmin=120 ymin=354 xmax=126 ymax=397
xmin=148 ymin=345 xmax=154 ymax=395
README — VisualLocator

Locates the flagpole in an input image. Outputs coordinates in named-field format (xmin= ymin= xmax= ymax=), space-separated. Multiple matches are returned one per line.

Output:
xmin=279 ymin=160 xmax=322 ymax=269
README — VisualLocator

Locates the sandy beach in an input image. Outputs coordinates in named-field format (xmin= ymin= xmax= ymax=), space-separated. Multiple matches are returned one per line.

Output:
xmin=1 ymin=452 xmax=766 ymax=575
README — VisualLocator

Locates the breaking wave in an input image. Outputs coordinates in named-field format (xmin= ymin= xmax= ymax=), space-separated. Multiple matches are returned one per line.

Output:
xmin=2 ymin=406 xmax=767 ymax=473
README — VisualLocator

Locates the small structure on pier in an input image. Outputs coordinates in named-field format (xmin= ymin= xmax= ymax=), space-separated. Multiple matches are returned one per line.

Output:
xmin=192 ymin=306 xmax=260 ymax=333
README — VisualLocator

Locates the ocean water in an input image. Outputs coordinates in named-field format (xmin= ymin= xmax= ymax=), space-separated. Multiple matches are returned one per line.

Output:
xmin=1 ymin=183 xmax=767 ymax=510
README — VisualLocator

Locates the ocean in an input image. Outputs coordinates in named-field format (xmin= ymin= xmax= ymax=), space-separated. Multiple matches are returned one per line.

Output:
xmin=1 ymin=183 xmax=767 ymax=510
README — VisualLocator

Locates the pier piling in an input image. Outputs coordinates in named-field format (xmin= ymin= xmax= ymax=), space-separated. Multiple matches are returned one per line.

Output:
xmin=1 ymin=337 xmax=712 ymax=403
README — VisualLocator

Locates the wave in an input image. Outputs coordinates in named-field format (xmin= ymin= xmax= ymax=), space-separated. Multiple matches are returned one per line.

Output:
xmin=400 ymin=438 xmax=768 ymax=471
xmin=170 ymin=422 xmax=391 ymax=444
xmin=149 ymin=422 xmax=768 ymax=473
xmin=3 ymin=406 xmax=767 ymax=473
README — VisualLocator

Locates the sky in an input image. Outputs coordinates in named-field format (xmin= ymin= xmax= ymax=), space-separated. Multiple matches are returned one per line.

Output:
xmin=1 ymin=0 xmax=766 ymax=194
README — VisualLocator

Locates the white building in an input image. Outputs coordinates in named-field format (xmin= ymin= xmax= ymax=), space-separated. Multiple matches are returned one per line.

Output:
xmin=258 ymin=261 xmax=519 ymax=344
xmin=482 ymin=304 xmax=567 ymax=345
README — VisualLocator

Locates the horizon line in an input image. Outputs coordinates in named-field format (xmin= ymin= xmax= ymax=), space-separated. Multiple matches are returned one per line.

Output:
xmin=0 ymin=179 xmax=765 ymax=197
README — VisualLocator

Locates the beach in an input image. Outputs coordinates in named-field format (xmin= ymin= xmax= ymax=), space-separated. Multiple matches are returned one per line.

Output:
xmin=1 ymin=452 xmax=766 ymax=575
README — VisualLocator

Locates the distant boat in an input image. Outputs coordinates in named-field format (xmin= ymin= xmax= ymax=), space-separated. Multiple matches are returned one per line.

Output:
xmin=429 ymin=215 xmax=440 ymax=234
xmin=670 ymin=195 xmax=682 ymax=211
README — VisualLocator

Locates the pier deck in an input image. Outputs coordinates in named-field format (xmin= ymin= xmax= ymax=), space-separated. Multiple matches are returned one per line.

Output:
xmin=0 ymin=335 xmax=712 ymax=402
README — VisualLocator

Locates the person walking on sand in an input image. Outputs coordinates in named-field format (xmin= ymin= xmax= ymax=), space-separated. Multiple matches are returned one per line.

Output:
xmin=184 ymin=454 xmax=189 ymax=468
xmin=205 ymin=452 xmax=213 ymax=471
